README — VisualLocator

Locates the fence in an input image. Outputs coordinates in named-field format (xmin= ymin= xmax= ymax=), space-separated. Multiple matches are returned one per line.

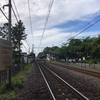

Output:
xmin=0 ymin=66 xmax=20 ymax=86
xmin=68 ymin=62 xmax=100 ymax=70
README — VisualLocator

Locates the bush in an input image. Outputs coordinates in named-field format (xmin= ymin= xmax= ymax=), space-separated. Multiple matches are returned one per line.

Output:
xmin=0 ymin=81 xmax=9 ymax=94
xmin=0 ymin=63 xmax=32 ymax=100
xmin=11 ymin=76 xmax=24 ymax=89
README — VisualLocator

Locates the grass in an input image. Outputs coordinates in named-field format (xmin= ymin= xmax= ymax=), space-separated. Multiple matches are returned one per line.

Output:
xmin=0 ymin=63 xmax=33 ymax=100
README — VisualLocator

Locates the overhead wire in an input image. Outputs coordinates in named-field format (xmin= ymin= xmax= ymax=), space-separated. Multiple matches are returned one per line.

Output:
xmin=57 ymin=17 xmax=100 ymax=46
xmin=12 ymin=1 xmax=31 ymax=52
xmin=56 ymin=10 xmax=100 ymax=46
xmin=38 ymin=0 xmax=54 ymax=48
xmin=73 ymin=10 xmax=100 ymax=34
xmin=0 ymin=8 xmax=9 ymax=21
xmin=28 ymin=0 xmax=34 ymax=45
xmin=71 ymin=18 xmax=100 ymax=39
xmin=12 ymin=6 xmax=18 ymax=22
xmin=0 ymin=6 xmax=29 ymax=52
xmin=21 ymin=41 xmax=29 ymax=52
xmin=12 ymin=0 xmax=20 ymax=20
xmin=25 ymin=39 xmax=30 ymax=49
xmin=12 ymin=5 xmax=30 ymax=49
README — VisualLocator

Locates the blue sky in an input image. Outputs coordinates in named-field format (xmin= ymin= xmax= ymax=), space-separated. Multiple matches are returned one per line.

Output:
xmin=0 ymin=0 xmax=100 ymax=56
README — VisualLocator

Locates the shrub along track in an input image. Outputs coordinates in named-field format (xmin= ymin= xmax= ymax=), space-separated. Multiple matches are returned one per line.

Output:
xmin=37 ymin=61 xmax=89 ymax=100
xmin=48 ymin=62 xmax=100 ymax=79
xmin=44 ymin=62 xmax=100 ymax=100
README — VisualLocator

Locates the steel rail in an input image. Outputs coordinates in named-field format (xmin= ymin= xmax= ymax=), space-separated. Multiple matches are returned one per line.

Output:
xmin=40 ymin=62 xmax=89 ymax=100
xmin=50 ymin=62 xmax=100 ymax=78
xmin=36 ymin=61 xmax=56 ymax=100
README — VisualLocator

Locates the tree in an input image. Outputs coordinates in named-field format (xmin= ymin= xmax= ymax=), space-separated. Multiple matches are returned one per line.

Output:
xmin=12 ymin=20 xmax=27 ymax=64
xmin=80 ymin=36 xmax=95 ymax=58
xmin=0 ymin=23 xmax=9 ymax=39
xmin=67 ymin=39 xmax=82 ymax=58
xmin=90 ymin=35 xmax=100 ymax=60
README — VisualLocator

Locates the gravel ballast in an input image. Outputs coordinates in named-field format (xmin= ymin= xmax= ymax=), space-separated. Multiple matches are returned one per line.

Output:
xmin=45 ymin=62 xmax=100 ymax=100
xmin=9 ymin=62 xmax=100 ymax=100
xmin=9 ymin=63 xmax=51 ymax=100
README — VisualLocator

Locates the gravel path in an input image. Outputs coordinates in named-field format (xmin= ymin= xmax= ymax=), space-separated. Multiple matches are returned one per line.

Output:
xmin=45 ymin=62 xmax=100 ymax=100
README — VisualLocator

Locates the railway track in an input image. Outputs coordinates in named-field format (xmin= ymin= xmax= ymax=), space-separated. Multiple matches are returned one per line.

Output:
xmin=36 ymin=61 xmax=89 ymax=100
xmin=48 ymin=62 xmax=100 ymax=79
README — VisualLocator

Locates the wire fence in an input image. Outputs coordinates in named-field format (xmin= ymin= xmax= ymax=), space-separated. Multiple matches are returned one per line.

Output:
xmin=0 ymin=66 xmax=20 ymax=86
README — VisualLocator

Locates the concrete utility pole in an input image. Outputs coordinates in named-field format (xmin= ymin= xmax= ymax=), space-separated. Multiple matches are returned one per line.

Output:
xmin=8 ymin=0 xmax=11 ymax=88
xmin=3 ymin=2 xmax=12 ymax=85
xmin=3 ymin=0 xmax=12 ymax=87
xmin=8 ymin=0 xmax=11 ymax=42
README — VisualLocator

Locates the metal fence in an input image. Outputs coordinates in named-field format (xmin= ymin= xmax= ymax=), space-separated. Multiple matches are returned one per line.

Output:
xmin=0 ymin=66 xmax=20 ymax=86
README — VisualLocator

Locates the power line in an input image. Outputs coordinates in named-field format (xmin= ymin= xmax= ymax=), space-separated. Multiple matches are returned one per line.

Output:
xmin=0 ymin=8 xmax=9 ymax=21
xmin=56 ymin=10 xmax=100 ymax=46
xmin=28 ymin=0 xmax=34 ymax=44
xmin=12 ymin=0 xmax=20 ymax=20
xmin=58 ymin=18 xmax=100 ymax=46
xmin=39 ymin=0 xmax=54 ymax=48
xmin=21 ymin=41 xmax=28 ymax=52
xmin=0 ymin=7 xmax=30 ymax=53
xmin=71 ymin=18 xmax=100 ymax=39
xmin=11 ymin=4 xmax=31 ymax=51
xmin=25 ymin=39 xmax=30 ymax=49
xmin=12 ymin=0 xmax=32 ymax=51
xmin=73 ymin=10 xmax=100 ymax=33
xmin=12 ymin=6 xmax=18 ymax=22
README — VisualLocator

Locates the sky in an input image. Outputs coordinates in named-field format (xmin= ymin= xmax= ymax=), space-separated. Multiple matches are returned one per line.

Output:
xmin=0 ymin=0 xmax=100 ymax=56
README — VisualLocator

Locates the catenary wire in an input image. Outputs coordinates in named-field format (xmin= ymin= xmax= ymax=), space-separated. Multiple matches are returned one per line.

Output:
xmin=73 ymin=10 xmax=100 ymax=34
xmin=57 ymin=18 xmax=100 ymax=46
xmin=11 ymin=2 xmax=31 ymax=51
xmin=56 ymin=10 xmax=100 ymax=46
xmin=0 ymin=8 xmax=9 ymax=21
xmin=12 ymin=6 xmax=18 ymax=22
xmin=28 ymin=0 xmax=34 ymax=45
xmin=39 ymin=0 xmax=54 ymax=48
xmin=12 ymin=6 xmax=31 ymax=50
xmin=12 ymin=0 xmax=20 ymax=20
xmin=21 ymin=41 xmax=28 ymax=52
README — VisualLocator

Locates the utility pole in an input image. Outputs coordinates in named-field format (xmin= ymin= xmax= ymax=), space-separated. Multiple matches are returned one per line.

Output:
xmin=8 ymin=0 xmax=11 ymax=88
xmin=3 ymin=0 xmax=12 ymax=88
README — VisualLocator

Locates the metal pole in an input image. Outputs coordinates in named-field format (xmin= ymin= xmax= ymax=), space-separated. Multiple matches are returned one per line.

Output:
xmin=8 ymin=0 xmax=11 ymax=88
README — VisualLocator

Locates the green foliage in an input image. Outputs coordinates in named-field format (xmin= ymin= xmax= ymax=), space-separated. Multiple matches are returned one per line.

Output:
xmin=0 ymin=21 xmax=27 ymax=64
xmin=37 ymin=46 xmax=59 ymax=57
xmin=11 ymin=77 xmax=24 ymax=89
xmin=21 ymin=65 xmax=25 ymax=71
xmin=0 ymin=77 xmax=23 ymax=94
xmin=38 ymin=35 xmax=100 ymax=63
xmin=0 ymin=63 xmax=32 ymax=100
xmin=12 ymin=20 xmax=27 ymax=63
xmin=0 ymin=23 xmax=9 ymax=40
xmin=0 ymin=81 xmax=9 ymax=94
